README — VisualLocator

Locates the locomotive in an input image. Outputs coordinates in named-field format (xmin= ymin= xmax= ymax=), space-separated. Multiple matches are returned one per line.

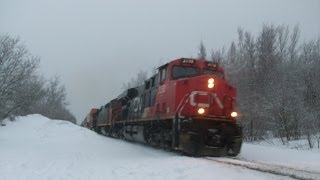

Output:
xmin=82 ymin=58 xmax=242 ymax=156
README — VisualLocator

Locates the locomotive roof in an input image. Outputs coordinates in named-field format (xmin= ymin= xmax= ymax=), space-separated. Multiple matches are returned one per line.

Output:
xmin=157 ymin=58 xmax=219 ymax=69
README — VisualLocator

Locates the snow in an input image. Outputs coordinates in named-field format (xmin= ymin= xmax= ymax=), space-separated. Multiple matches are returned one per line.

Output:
xmin=249 ymin=137 xmax=320 ymax=151
xmin=1 ymin=115 xmax=319 ymax=180
xmin=240 ymin=143 xmax=320 ymax=173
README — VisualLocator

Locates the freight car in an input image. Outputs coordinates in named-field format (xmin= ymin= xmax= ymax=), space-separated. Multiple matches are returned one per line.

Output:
xmin=86 ymin=58 xmax=242 ymax=156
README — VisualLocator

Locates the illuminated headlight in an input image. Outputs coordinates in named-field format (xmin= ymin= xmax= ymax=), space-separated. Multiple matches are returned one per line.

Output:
xmin=208 ymin=78 xmax=214 ymax=88
xmin=198 ymin=108 xmax=205 ymax=115
xmin=231 ymin=112 xmax=238 ymax=118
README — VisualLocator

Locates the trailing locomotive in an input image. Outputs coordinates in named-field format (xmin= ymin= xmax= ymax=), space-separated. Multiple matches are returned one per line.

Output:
xmin=83 ymin=58 xmax=242 ymax=156
xmin=81 ymin=108 xmax=97 ymax=129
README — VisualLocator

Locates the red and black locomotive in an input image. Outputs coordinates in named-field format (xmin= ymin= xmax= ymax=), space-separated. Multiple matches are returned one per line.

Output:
xmin=82 ymin=58 xmax=242 ymax=156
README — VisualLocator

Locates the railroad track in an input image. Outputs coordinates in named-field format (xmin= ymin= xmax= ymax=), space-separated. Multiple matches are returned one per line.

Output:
xmin=98 ymin=133 xmax=319 ymax=179
xmin=205 ymin=157 xmax=320 ymax=180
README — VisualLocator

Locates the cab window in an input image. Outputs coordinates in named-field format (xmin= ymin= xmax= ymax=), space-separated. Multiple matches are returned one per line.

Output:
xmin=172 ymin=66 xmax=199 ymax=80
xmin=203 ymin=69 xmax=225 ymax=79
xmin=160 ymin=67 xmax=167 ymax=82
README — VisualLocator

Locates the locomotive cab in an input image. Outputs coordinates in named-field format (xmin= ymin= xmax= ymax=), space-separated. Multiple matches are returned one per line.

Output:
xmin=156 ymin=58 xmax=238 ymax=119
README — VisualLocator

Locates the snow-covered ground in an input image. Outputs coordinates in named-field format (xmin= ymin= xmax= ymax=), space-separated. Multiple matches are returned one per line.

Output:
xmin=1 ymin=115 xmax=319 ymax=180
xmin=240 ymin=142 xmax=320 ymax=173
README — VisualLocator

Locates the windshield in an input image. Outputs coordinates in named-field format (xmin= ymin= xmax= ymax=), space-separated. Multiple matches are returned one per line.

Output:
xmin=172 ymin=66 xmax=199 ymax=79
xmin=203 ymin=69 xmax=224 ymax=79
xmin=172 ymin=66 xmax=224 ymax=80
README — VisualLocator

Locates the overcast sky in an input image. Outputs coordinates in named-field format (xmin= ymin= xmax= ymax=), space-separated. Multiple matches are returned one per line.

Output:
xmin=1 ymin=0 xmax=319 ymax=123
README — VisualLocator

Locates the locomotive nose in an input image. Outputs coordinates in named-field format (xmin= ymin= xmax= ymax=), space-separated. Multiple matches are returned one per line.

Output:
xmin=176 ymin=73 xmax=236 ymax=118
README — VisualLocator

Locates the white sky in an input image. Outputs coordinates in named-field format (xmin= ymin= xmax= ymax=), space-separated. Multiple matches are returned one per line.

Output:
xmin=1 ymin=0 xmax=319 ymax=123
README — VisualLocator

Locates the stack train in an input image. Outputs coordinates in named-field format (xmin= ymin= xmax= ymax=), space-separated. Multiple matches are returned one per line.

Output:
xmin=81 ymin=58 xmax=242 ymax=156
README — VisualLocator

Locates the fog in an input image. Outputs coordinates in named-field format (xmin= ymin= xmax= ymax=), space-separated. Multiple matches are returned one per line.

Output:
xmin=1 ymin=0 xmax=319 ymax=123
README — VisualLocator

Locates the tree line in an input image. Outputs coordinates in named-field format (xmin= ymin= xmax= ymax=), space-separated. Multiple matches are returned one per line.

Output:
xmin=0 ymin=34 xmax=76 ymax=125
xmin=199 ymin=24 xmax=320 ymax=148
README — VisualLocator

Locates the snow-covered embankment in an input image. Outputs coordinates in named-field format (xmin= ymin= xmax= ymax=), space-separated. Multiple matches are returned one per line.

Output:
xmin=1 ymin=115 xmax=318 ymax=180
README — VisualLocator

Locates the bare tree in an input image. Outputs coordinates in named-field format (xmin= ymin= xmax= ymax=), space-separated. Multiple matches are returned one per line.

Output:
xmin=35 ymin=76 xmax=76 ymax=122
xmin=276 ymin=24 xmax=289 ymax=62
xmin=211 ymin=48 xmax=225 ymax=64
xmin=0 ymin=34 xmax=76 ymax=124
xmin=197 ymin=41 xmax=207 ymax=59
xmin=0 ymin=35 xmax=39 ymax=122
xmin=227 ymin=41 xmax=237 ymax=64
xmin=289 ymin=25 xmax=300 ymax=62
xmin=299 ymin=38 xmax=320 ymax=148
xmin=220 ymin=24 xmax=320 ymax=145
xmin=122 ymin=70 xmax=148 ymax=89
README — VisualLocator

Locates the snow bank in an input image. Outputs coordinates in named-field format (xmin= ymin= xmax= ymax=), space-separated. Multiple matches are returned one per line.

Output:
xmin=0 ymin=114 xmax=316 ymax=180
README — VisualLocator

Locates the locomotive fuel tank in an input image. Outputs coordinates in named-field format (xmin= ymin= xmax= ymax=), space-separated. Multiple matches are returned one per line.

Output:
xmin=123 ymin=125 xmax=146 ymax=143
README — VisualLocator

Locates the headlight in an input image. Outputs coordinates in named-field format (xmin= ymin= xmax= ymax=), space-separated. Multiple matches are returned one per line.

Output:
xmin=208 ymin=78 xmax=214 ymax=88
xmin=198 ymin=108 xmax=205 ymax=115
xmin=231 ymin=112 xmax=238 ymax=118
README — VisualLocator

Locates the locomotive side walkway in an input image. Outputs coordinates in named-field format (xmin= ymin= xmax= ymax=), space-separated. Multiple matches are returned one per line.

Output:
xmin=1 ymin=114 xmax=319 ymax=180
